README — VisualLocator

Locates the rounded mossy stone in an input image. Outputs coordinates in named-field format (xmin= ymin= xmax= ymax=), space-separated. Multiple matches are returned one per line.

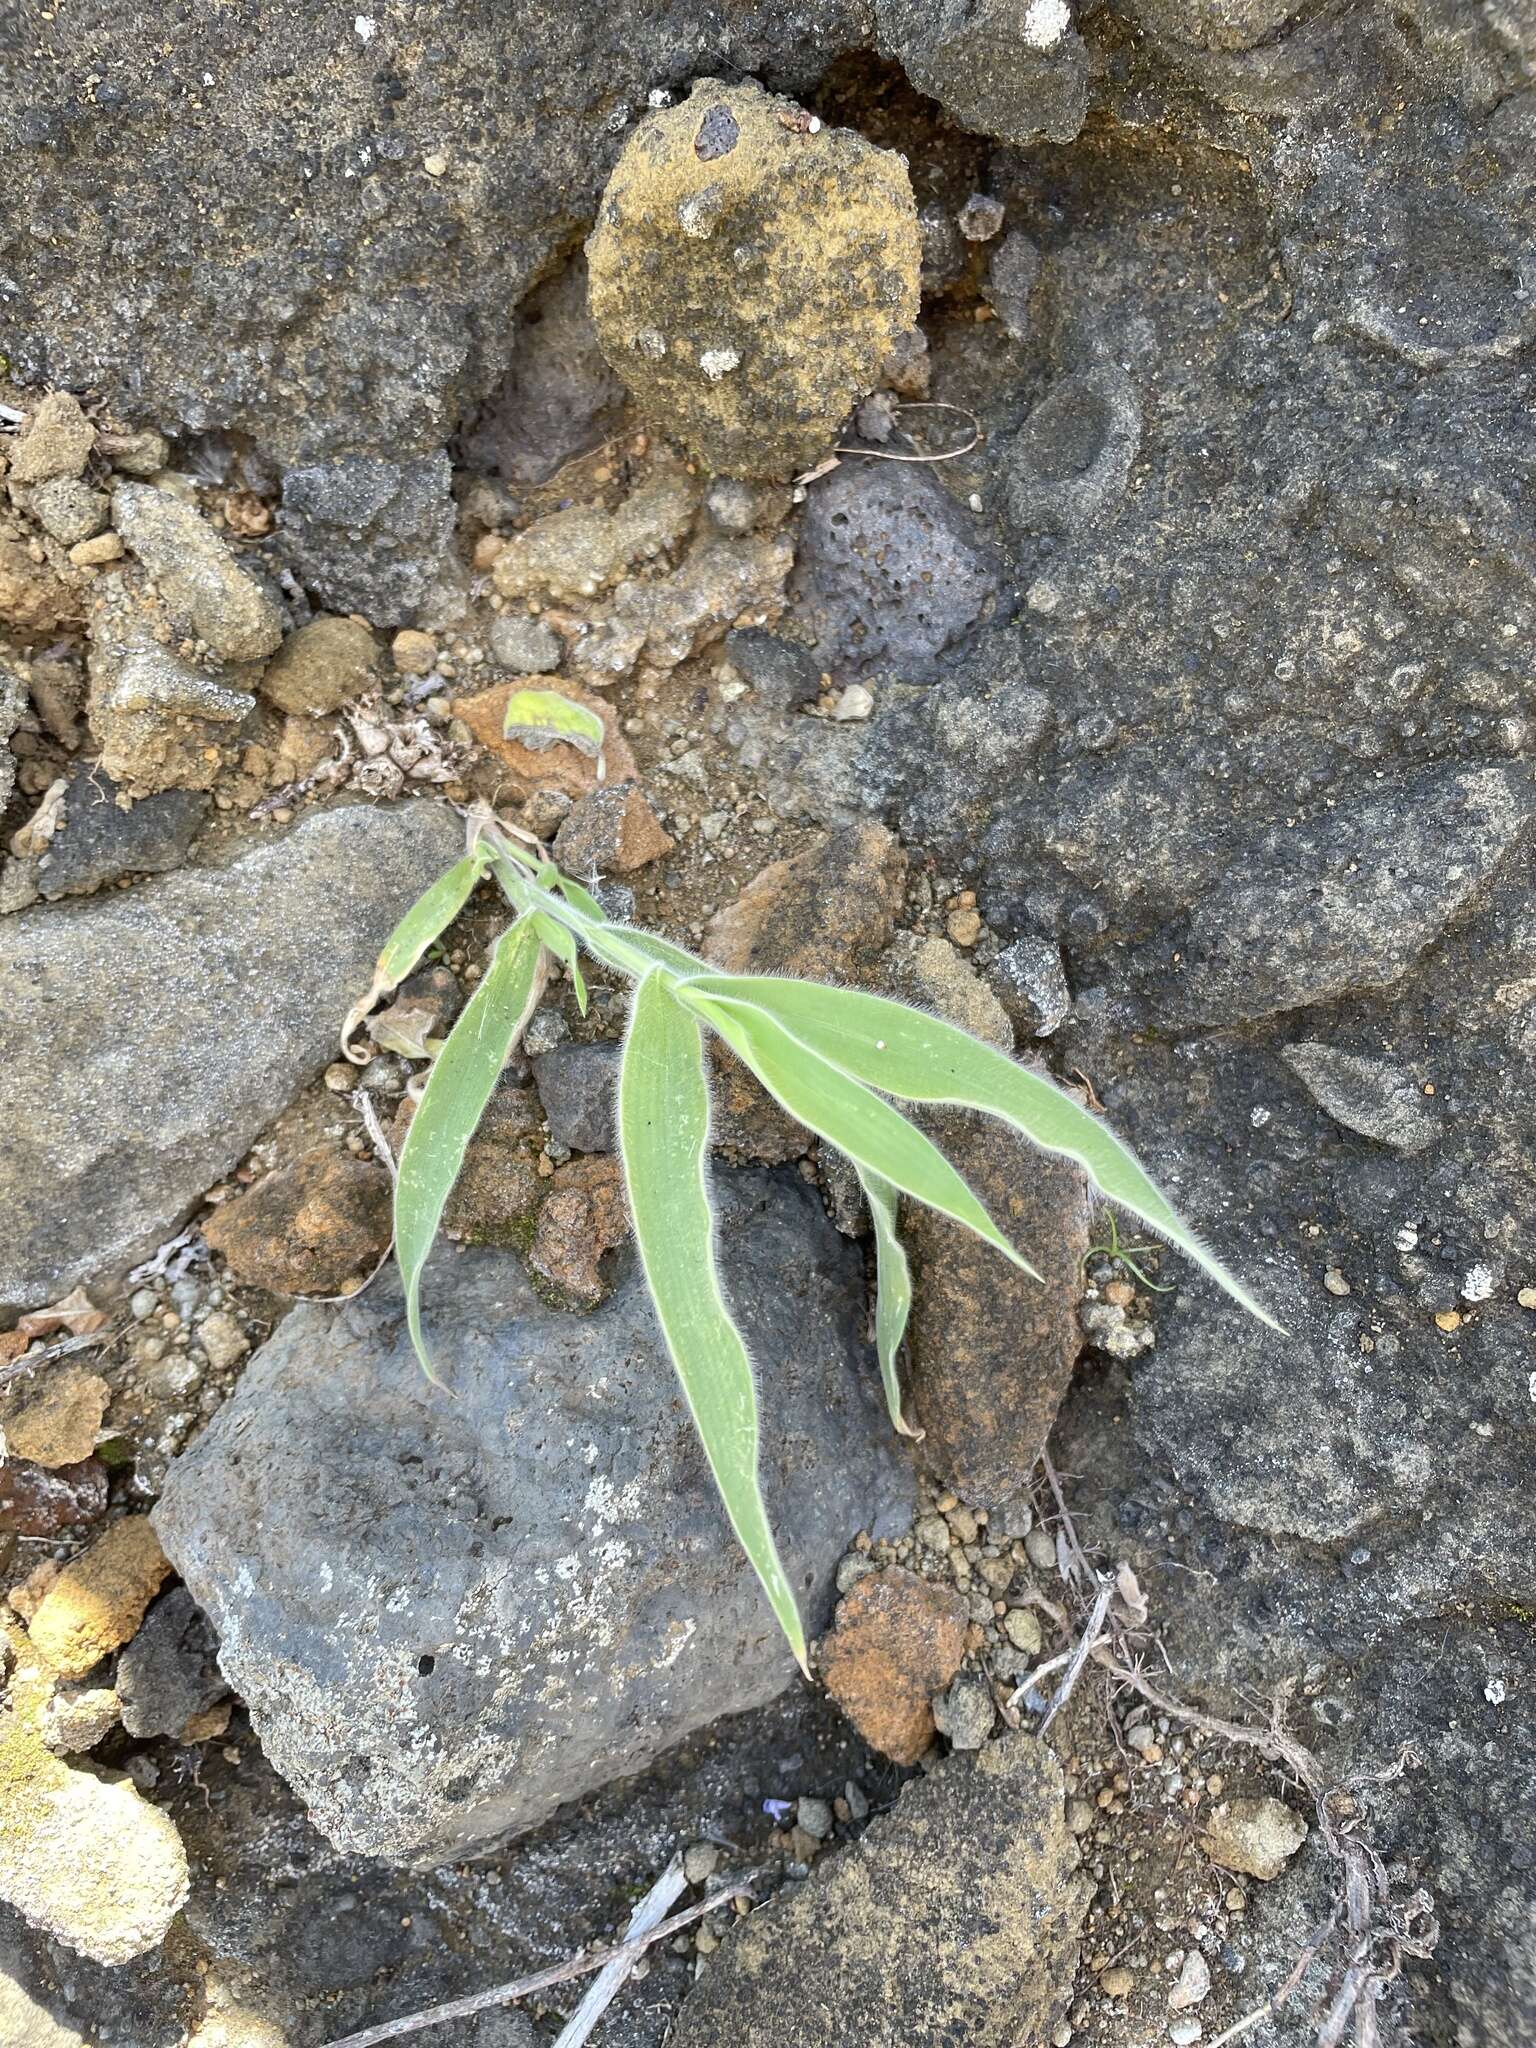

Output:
xmin=586 ymin=79 xmax=920 ymax=481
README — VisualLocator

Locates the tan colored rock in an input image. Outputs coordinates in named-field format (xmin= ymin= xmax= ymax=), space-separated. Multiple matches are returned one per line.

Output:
xmin=204 ymin=1147 xmax=391 ymax=1296
xmin=587 ymin=80 xmax=920 ymax=479
xmin=27 ymin=1518 xmax=173 ymax=1678
xmin=260 ymin=615 xmax=378 ymax=715
xmin=491 ymin=468 xmax=699 ymax=604
xmin=112 ymin=482 xmax=284 ymax=661
xmin=0 ymin=1649 xmax=188 ymax=1964
xmin=69 ymin=531 xmax=125 ymax=566
xmin=1201 ymin=1796 xmax=1309 ymax=1880
xmin=0 ymin=538 xmax=82 ymax=640
xmin=457 ymin=677 xmax=637 ymax=799
xmin=882 ymin=931 xmax=1012 ymax=1049
xmin=818 ymin=1565 xmax=968 ymax=1765
xmin=391 ymin=628 xmax=437 ymax=676
xmin=671 ymin=1735 xmax=1090 ymax=2048
xmin=9 ymin=392 xmax=95 ymax=485
xmin=0 ymin=1366 xmax=111 ymax=1468
xmin=528 ymin=1154 xmax=629 ymax=1305
xmin=569 ymin=532 xmax=793 ymax=687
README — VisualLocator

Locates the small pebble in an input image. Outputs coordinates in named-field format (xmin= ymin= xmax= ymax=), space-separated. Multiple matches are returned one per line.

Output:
xmin=946 ymin=906 xmax=983 ymax=948
xmin=1169 ymin=1950 xmax=1212 ymax=2010
xmin=916 ymin=1512 xmax=952 ymax=1554
xmin=1024 ymin=1526 xmax=1056 ymax=1571
xmin=130 ymin=1288 xmax=159 ymax=1321
xmin=683 ymin=1842 xmax=721 ymax=1886
xmin=391 ymin=629 xmax=437 ymax=676
xmin=1517 ymin=1286 xmax=1536 ymax=1310
xmin=1002 ymin=1608 xmax=1041 ymax=1654
xmin=844 ymin=1778 xmax=870 ymax=1820
xmin=1323 ymin=1268 xmax=1350 ymax=1296
xmin=1169 ymin=2021 xmax=1203 ymax=2046
xmin=957 ymin=193 xmax=1005 ymax=241
xmin=796 ymin=1796 xmax=834 ymax=1841
xmin=1100 ymin=1966 xmax=1135 ymax=1998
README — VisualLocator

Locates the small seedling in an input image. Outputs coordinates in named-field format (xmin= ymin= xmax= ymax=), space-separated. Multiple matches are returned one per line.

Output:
xmin=1085 ymin=1210 xmax=1175 ymax=1294
xmin=348 ymin=810 xmax=1278 ymax=1673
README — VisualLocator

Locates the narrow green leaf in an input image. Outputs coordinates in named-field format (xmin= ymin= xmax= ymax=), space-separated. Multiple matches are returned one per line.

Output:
xmin=503 ymin=688 xmax=606 ymax=765
xmin=396 ymin=918 xmax=547 ymax=1382
xmin=342 ymin=849 xmax=488 ymax=1058
xmin=532 ymin=912 xmax=589 ymax=1015
xmin=691 ymin=976 xmax=1281 ymax=1332
xmin=855 ymin=1165 xmax=920 ymax=1438
xmin=618 ymin=971 xmax=808 ymax=1674
xmin=681 ymin=987 xmax=1040 ymax=1281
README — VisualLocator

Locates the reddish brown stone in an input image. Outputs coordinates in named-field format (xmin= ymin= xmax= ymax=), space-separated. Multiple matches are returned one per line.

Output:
xmin=705 ymin=821 xmax=906 ymax=982
xmin=903 ymin=1112 xmax=1092 ymax=1505
xmin=0 ymin=1457 xmax=109 ymax=1538
xmin=528 ymin=1155 xmax=629 ymax=1305
xmin=818 ymin=1565 xmax=968 ymax=1765
xmin=456 ymin=678 xmax=637 ymax=800
xmin=392 ymin=1081 xmax=544 ymax=1248
xmin=553 ymin=783 xmax=674 ymax=875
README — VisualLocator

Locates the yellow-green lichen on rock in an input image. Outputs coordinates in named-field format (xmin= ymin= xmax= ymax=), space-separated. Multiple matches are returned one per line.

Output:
xmin=586 ymin=80 xmax=920 ymax=481
xmin=0 ymin=1621 xmax=190 ymax=1964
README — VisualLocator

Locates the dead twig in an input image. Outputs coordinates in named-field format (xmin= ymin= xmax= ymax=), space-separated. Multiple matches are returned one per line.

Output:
xmin=552 ymin=1855 xmax=687 ymax=2048
xmin=320 ymin=1874 xmax=761 ymax=2048
xmin=1037 ymin=1578 xmax=1113 ymax=1734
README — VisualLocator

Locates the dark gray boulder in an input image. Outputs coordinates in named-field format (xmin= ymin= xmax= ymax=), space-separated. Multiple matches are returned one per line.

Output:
xmin=0 ymin=3 xmax=868 ymax=471
xmin=154 ymin=1171 xmax=915 ymax=1865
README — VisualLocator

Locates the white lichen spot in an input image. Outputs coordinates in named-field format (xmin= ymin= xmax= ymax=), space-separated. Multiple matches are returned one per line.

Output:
xmin=1461 ymin=1263 xmax=1496 ymax=1303
xmin=354 ymin=14 xmax=377 ymax=40
xmin=1023 ymin=0 xmax=1071 ymax=49
xmin=700 ymin=347 xmax=741 ymax=381
xmin=678 ymin=184 xmax=725 ymax=239
xmin=656 ymin=1617 xmax=697 ymax=1669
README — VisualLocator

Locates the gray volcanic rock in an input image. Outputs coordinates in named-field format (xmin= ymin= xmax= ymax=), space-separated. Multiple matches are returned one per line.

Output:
xmin=0 ymin=800 xmax=460 ymax=1311
xmin=276 ymin=455 xmax=456 ymax=624
xmin=788 ymin=459 xmax=1014 ymax=682
xmin=0 ymin=4 xmax=867 ymax=470
xmin=154 ymin=1171 xmax=915 ymax=1864
xmin=1138 ymin=765 xmax=1534 ymax=1028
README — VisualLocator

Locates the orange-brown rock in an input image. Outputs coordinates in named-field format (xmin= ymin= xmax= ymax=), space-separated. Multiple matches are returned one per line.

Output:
xmin=456 ymin=677 xmax=637 ymax=800
xmin=204 ymin=1146 xmax=390 ymax=1295
xmin=818 ymin=1565 xmax=968 ymax=1765
xmin=705 ymin=820 xmax=906 ymax=982
xmin=27 ymin=1518 xmax=172 ymax=1678
xmin=528 ymin=1155 xmax=629 ymax=1305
